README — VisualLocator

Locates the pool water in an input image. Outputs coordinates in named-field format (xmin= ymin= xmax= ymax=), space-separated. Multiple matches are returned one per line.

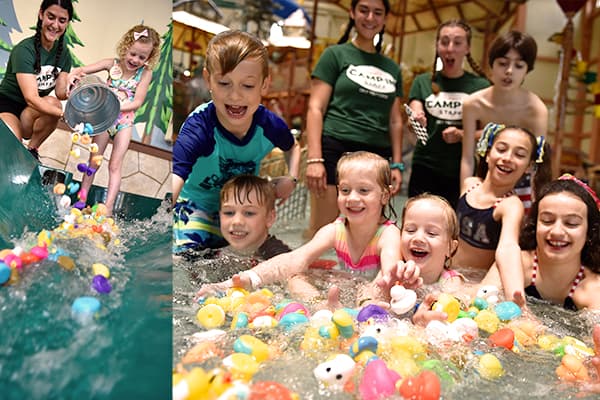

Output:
xmin=173 ymin=202 xmax=600 ymax=400
xmin=0 ymin=203 xmax=172 ymax=399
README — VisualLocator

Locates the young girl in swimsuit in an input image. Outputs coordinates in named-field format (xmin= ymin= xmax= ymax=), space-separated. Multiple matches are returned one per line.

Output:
xmin=453 ymin=123 xmax=551 ymax=304
xmin=481 ymin=175 xmax=600 ymax=311
xmin=68 ymin=24 xmax=161 ymax=216
xmin=383 ymin=193 xmax=467 ymax=325
xmin=196 ymin=151 xmax=419 ymax=307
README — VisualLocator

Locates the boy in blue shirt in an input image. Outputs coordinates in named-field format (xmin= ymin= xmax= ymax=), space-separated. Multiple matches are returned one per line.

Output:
xmin=173 ymin=30 xmax=300 ymax=253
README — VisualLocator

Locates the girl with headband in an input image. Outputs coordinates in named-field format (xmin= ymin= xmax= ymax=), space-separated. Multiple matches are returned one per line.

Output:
xmin=481 ymin=175 xmax=600 ymax=311
xmin=453 ymin=123 xmax=551 ymax=305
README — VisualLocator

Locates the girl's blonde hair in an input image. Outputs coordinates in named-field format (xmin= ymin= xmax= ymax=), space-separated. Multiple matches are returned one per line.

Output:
xmin=336 ymin=151 xmax=397 ymax=219
xmin=402 ymin=193 xmax=459 ymax=258
xmin=116 ymin=24 xmax=161 ymax=69
xmin=205 ymin=30 xmax=269 ymax=79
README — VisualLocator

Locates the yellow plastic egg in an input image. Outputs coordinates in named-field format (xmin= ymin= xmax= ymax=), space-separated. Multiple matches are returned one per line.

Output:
xmin=432 ymin=293 xmax=461 ymax=322
xmin=537 ymin=334 xmax=560 ymax=352
xmin=92 ymin=263 xmax=110 ymax=278
xmin=474 ymin=310 xmax=499 ymax=333
xmin=196 ymin=304 xmax=226 ymax=329
xmin=223 ymin=353 xmax=259 ymax=381
xmin=477 ymin=353 xmax=504 ymax=379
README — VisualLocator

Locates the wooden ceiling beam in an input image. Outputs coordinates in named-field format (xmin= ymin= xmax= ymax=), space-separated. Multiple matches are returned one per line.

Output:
xmin=427 ymin=0 xmax=442 ymax=26
xmin=471 ymin=0 xmax=502 ymax=18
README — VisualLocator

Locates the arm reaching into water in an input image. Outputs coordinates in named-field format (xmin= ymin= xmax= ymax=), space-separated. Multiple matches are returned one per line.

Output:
xmin=494 ymin=196 xmax=526 ymax=305
xmin=195 ymin=223 xmax=337 ymax=298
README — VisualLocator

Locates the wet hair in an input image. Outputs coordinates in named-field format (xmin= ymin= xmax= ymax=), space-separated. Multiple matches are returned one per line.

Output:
xmin=116 ymin=25 xmax=161 ymax=69
xmin=35 ymin=0 xmax=73 ymax=77
xmin=488 ymin=30 xmax=537 ymax=72
xmin=520 ymin=179 xmax=600 ymax=272
xmin=336 ymin=151 xmax=397 ymax=220
xmin=205 ymin=30 xmax=268 ymax=78
xmin=401 ymin=193 xmax=459 ymax=258
xmin=337 ymin=0 xmax=390 ymax=53
xmin=476 ymin=125 xmax=552 ymax=200
xmin=431 ymin=19 xmax=487 ymax=94
xmin=220 ymin=175 xmax=276 ymax=212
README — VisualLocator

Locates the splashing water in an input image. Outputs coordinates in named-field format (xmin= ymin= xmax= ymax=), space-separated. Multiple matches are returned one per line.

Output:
xmin=173 ymin=220 xmax=600 ymax=400
xmin=0 ymin=202 xmax=172 ymax=399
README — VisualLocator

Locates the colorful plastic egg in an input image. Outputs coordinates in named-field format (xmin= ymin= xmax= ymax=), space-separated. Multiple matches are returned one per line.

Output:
xmin=92 ymin=274 xmax=112 ymax=294
xmin=494 ymin=301 xmax=522 ymax=321
xmin=0 ymin=261 xmax=11 ymax=284
xmin=233 ymin=335 xmax=270 ymax=362
xmin=398 ymin=369 xmax=442 ymax=400
xmin=196 ymin=304 xmax=225 ymax=329
xmin=474 ymin=309 xmax=499 ymax=333
xmin=222 ymin=353 xmax=259 ymax=381
xmin=477 ymin=353 xmax=504 ymax=379
xmin=71 ymin=296 xmax=101 ymax=324
xmin=92 ymin=263 xmax=110 ymax=278
xmin=432 ymin=293 xmax=461 ymax=322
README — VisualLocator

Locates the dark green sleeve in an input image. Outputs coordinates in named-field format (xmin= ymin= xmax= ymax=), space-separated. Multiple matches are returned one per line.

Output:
xmin=12 ymin=42 xmax=36 ymax=74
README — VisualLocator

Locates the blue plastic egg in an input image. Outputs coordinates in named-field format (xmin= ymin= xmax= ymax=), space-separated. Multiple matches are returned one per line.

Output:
xmin=494 ymin=301 xmax=522 ymax=321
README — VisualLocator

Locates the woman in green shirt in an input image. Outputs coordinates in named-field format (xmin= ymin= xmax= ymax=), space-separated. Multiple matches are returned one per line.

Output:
xmin=0 ymin=0 xmax=73 ymax=159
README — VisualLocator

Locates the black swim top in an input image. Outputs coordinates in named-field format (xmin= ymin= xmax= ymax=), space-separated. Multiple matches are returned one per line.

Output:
xmin=456 ymin=184 xmax=511 ymax=250
xmin=524 ymin=285 xmax=578 ymax=311
xmin=524 ymin=252 xmax=585 ymax=312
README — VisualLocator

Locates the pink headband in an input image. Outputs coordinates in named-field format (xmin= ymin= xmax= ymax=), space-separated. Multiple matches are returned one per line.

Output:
xmin=558 ymin=173 xmax=600 ymax=210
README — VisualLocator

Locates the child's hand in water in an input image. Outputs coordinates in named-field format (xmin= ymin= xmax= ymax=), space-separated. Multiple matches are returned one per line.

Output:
xmin=378 ymin=260 xmax=422 ymax=289
xmin=194 ymin=279 xmax=232 ymax=301
xmin=231 ymin=273 xmax=253 ymax=290
xmin=393 ymin=260 xmax=422 ymax=289
xmin=412 ymin=293 xmax=447 ymax=327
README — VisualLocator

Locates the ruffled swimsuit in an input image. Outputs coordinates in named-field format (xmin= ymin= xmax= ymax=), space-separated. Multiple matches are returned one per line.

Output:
xmin=107 ymin=59 xmax=144 ymax=137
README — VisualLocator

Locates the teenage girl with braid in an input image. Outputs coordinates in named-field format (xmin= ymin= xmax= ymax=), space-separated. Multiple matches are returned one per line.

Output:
xmin=406 ymin=19 xmax=489 ymax=209
xmin=304 ymin=0 xmax=404 ymax=238
xmin=0 ymin=0 xmax=74 ymax=160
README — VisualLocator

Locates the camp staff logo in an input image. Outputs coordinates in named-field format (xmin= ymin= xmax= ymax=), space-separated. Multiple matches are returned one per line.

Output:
xmin=37 ymin=65 xmax=58 ymax=92
xmin=424 ymin=92 xmax=468 ymax=121
xmin=346 ymin=64 xmax=396 ymax=94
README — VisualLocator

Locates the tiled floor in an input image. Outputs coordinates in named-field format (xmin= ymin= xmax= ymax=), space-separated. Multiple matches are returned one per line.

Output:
xmin=38 ymin=127 xmax=171 ymax=200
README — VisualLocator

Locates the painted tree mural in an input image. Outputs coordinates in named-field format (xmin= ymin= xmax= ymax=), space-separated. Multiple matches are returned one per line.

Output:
xmin=135 ymin=21 xmax=173 ymax=143
xmin=63 ymin=0 xmax=84 ymax=67
xmin=0 ymin=0 xmax=22 ymax=80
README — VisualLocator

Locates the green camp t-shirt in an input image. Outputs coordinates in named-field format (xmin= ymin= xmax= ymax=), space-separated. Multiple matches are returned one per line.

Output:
xmin=0 ymin=36 xmax=72 ymax=104
xmin=312 ymin=42 xmax=403 ymax=148
xmin=409 ymin=72 xmax=489 ymax=178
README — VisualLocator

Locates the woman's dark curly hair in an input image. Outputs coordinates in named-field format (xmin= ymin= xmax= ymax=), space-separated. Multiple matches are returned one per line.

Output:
xmin=520 ymin=179 xmax=600 ymax=272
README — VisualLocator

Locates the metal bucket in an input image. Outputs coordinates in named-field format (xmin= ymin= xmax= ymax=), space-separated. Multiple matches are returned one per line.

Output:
xmin=64 ymin=75 xmax=120 ymax=135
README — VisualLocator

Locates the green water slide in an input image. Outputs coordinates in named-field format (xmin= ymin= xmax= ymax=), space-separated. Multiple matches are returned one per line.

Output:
xmin=0 ymin=120 xmax=166 ymax=248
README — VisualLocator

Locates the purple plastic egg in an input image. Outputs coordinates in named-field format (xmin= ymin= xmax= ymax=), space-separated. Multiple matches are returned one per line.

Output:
xmin=357 ymin=304 xmax=389 ymax=323
xmin=92 ymin=274 xmax=111 ymax=294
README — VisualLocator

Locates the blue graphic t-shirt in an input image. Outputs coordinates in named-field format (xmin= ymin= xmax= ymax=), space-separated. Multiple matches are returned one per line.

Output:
xmin=172 ymin=102 xmax=294 ymax=215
